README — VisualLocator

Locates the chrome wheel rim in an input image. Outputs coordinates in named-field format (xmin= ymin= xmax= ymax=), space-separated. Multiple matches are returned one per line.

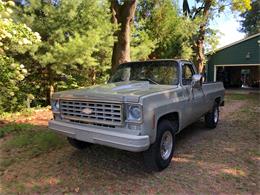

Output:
xmin=214 ymin=107 xmax=219 ymax=123
xmin=160 ymin=131 xmax=173 ymax=160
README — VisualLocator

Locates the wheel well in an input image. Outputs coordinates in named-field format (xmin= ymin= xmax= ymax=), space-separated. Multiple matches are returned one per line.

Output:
xmin=215 ymin=97 xmax=221 ymax=105
xmin=157 ymin=112 xmax=179 ymax=131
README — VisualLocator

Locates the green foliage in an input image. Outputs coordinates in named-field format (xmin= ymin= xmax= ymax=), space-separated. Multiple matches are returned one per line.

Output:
xmin=240 ymin=0 xmax=260 ymax=36
xmin=205 ymin=28 xmax=221 ymax=53
xmin=186 ymin=0 xmax=251 ymax=18
xmin=0 ymin=0 xmax=214 ymax=113
xmin=131 ymin=19 xmax=156 ymax=61
xmin=0 ymin=122 xmax=33 ymax=138
xmin=230 ymin=0 xmax=251 ymax=12
xmin=182 ymin=0 xmax=251 ymax=68
xmin=2 ymin=0 xmax=252 ymax=114
xmin=4 ymin=129 xmax=65 ymax=153
xmin=226 ymin=94 xmax=249 ymax=101
xmin=1 ymin=0 xmax=116 ymax=113
xmin=1 ymin=123 xmax=65 ymax=169
xmin=136 ymin=0 xmax=200 ymax=60
xmin=0 ymin=123 xmax=33 ymax=138
xmin=16 ymin=0 xmax=114 ymax=98
xmin=0 ymin=0 xmax=41 ymax=113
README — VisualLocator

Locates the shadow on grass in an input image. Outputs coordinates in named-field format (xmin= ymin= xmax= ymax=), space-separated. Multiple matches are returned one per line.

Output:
xmin=0 ymin=123 xmax=66 ymax=172
xmin=62 ymin=119 xmax=209 ymax=179
xmin=0 ymin=118 xmax=210 ymax=174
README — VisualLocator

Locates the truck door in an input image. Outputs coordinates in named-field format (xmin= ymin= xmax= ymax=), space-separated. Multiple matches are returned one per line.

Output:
xmin=181 ymin=63 xmax=206 ymax=124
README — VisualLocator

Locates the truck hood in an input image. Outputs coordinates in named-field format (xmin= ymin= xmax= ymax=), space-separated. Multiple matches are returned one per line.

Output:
xmin=53 ymin=81 xmax=177 ymax=103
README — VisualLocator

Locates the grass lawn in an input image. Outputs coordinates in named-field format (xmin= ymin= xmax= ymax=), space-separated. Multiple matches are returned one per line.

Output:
xmin=0 ymin=93 xmax=259 ymax=194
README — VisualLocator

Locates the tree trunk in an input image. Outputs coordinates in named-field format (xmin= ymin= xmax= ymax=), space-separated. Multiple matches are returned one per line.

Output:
xmin=110 ymin=0 xmax=137 ymax=73
xmin=46 ymin=65 xmax=54 ymax=105
xmin=193 ymin=0 xmax=212 ymax=74
xmin=90 ymin=67 xmax=96 ymax=85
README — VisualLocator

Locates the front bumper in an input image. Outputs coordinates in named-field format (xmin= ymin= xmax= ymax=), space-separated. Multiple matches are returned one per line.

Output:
xmin=48 ymin=120 xmax=150 ymax=152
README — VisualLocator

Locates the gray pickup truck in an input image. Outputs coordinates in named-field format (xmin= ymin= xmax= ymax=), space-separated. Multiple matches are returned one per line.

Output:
xmin=49 ymin=59 xmax=224 ymax=171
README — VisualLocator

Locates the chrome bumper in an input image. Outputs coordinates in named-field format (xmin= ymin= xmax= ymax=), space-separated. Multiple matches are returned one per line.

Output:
xmin=48 ymin=120 xmax=150 ymax=152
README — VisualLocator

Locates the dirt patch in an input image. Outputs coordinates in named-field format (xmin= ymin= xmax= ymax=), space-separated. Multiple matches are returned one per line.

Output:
xmin=11 ymin=109 xmax=52 ymax=126
xmin=0 ymin=108 xmax=52 ymax=127
xmin=0 ymin=94 xmax=259 ymax=194
xmin=220 ymin=100 xmax=246 ymax=119
xmin=0 ymin=120 xmax=7 ymax=128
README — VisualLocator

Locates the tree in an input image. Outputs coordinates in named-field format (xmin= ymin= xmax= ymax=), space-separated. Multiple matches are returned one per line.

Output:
xmin=130 ymin=19 xmax=156 ymax=61
xmin=110 ymin=0 xmax=137 ymax=73
xmin=183 ymin=0 xmax=251 ymax=73
xmin=0 ymin=0 xmax=40 ymax=112
xmin=240 ymin=0 xmax=260 ymax=36
xmin=15 ymin=0 xmax=114 ymax=103
xmin=136 ymin=0 xmax=199 ymax=60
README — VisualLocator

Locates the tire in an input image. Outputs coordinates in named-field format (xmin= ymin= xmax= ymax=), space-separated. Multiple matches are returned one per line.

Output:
xmin=67 ymin=137 xmax=92 ymax=150
xmin=205 ymin=102 xmax=219 ymax=129
xmin=143 ymin=119 xmax=177 ymax=172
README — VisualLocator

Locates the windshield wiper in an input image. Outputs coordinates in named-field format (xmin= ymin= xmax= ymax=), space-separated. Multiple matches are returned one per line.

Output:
xmin=139 ymin=78 xmax=159 ymax=85
xmin=147 ymin=78 xmax=159 ymax=85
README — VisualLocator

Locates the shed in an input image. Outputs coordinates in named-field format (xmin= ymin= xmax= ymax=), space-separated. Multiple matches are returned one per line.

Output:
xmin=206 ymin=33 xmax=260 ymax=88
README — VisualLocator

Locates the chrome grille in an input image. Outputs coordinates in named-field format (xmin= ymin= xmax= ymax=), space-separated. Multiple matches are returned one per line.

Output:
xmin=60 ymin=99 xmax=123 ymax=126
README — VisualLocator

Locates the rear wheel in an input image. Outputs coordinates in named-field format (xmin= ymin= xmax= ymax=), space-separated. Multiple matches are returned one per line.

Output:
xmin=143 ymin=119 xmax=177 ymax=171
xmin=67 ymin=137 xmax=92 ymax=150
xmin=205 ymin=102 xmax=219 ymax=129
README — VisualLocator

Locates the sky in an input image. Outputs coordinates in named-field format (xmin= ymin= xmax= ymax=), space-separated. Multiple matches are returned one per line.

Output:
xmin=210 ymin=12 xmax=245 ymax=48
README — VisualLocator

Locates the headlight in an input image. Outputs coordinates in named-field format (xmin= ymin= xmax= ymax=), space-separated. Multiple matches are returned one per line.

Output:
xmin=126 ymin=104 xmax=142 ymax=122
xmin=51 ymin=100 xmax=60 ymax=112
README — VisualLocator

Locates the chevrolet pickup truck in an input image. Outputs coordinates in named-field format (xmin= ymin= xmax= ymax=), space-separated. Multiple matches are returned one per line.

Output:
xmin=49 ymin=59 xmax=225 ymax=171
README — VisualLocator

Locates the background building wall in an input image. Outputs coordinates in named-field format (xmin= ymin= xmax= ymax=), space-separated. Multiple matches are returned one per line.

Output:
xmin=207 ymin=34 xmax=260 ymax=82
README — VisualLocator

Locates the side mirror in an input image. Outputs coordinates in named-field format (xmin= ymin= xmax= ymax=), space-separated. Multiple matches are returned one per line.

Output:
xmin=191 ymin=74 xmax=202 ymax=88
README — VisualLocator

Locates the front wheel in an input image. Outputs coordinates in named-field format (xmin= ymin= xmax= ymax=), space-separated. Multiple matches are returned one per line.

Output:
xmin=143 ymin=120 xmax=176 ymax=171
xmin=205 ymin=102 xmax=219 ymax=129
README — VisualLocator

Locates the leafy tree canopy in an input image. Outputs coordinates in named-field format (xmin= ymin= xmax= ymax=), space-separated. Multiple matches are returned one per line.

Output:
xmin=15 ymin=0 xmax=114 ymax=103
xmin=1 ymin=0 xmax=252 ymax=113
xmin=0 ymin=0 xmax=40 ymax=112
xmin=182 ymin=0 xmax=251 ymax=72
xmin=137 ymin=0 xmax=201 ymax=60
xmin=240 ymin=0 xmax=260 ymax=36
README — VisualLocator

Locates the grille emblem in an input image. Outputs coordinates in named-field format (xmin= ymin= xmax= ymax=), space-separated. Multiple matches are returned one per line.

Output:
xmin=81 ymin=108 xmax=93 ymax=115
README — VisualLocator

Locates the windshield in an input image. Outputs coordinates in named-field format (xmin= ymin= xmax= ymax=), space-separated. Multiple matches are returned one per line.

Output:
xmin=109 ymin=61 xmax=179 ymax=85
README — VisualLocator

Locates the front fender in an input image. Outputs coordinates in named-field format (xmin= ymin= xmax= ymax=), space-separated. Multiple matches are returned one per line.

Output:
xmin=142 ymin=101 xmax=182 ymax=144
xmin=140 ymin=88 xmax=185 ymax=144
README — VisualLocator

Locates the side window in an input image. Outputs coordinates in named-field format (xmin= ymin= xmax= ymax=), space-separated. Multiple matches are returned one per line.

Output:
xmin=182 ymin=64 xmax=194 ymax=85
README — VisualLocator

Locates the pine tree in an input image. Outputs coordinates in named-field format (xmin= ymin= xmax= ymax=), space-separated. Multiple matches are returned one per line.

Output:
xmin=137 ymin=0 xmax=199 ymax=60
xmin=15 ymin=0 xmax=114 ymax=103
